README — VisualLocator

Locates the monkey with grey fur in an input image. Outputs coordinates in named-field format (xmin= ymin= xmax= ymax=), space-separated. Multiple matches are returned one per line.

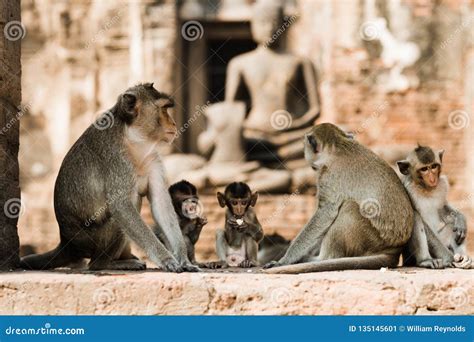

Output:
xmin=397 ymin=145 xmax=471 ymax=269
xmin=21 ymin=83 xmax=199 ymax=272
xmin=264 ymin=123 xmax=414 ymax=274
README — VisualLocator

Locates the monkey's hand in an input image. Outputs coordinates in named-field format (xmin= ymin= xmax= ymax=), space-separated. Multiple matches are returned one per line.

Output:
xmin=453 ymin=218 xmax=467 ymax=245
xmin=227 ymin=217 xmax=248 ymax=232
xmin=162 ymin=258 xmax=184 ymax=273
xmin=453 ymin=254 xmax=472 ymax=269
xmin=239 ymin=260 xmax=256 ymax=268
xmin=418 ymin=258 xmax=446 ymax=269
xmin=263 ymin=260 xmax=282 ymax=269
xmin=197 ymin=216 xmax=208 ymax=227
xmin=181 ymin=262 xmax=201 ymax=272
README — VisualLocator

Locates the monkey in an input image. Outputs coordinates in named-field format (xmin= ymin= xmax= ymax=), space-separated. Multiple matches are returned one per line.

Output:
xmin=397 ymin=145 xmax=471 ymax=269
xmin=160 ymin=180 xmax=208 ymax=264
xmin=20 ymin=83 xmax=199 ymax=272
xmin=208 ymin=182 xmax=264 ymax=269
xmin=264 ymin=123 xmax=414 ymax=274
xmin=257 ymin=233 xmax=291 ymax=266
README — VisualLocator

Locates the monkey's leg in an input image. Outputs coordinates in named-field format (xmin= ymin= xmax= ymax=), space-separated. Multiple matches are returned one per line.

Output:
xmin=405 ymin=213 xmax=444 ymax=269
xmin=265 ymin=198 xmax=341 ymax=268
xmin=89 ymin=230 xmax=146 ymax=271
xmin=112 ymin=203 xmax=184 ymax=272
xmin=266 ymin=201 xmax=399 ymax=274
xmin=239 ymin=237 xmax=258 ymax=268
xmin=215 ymin=229 xmax=229 ymax=263
xmin=118 ymin=241 xmax=139 ymax=260
xmin=424 ymin=223 xmax=454 ymax=268
xmin=184 ymin=236 xmax=196 ymax=263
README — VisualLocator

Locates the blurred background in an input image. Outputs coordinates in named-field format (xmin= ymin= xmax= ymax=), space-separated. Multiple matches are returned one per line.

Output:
xmin=15 ymin=0 xmax=473 ymax=261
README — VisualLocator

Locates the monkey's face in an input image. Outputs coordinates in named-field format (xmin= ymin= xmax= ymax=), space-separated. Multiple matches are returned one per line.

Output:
xmin=397 ymin=146 xmax=444 ymax=190
xmin=229 ymin=197 xmax=250 ymax=217
xmin=144 ymin=97 xmax=177 ymax=143
xmin=417 ymin=163 xmax=441 ymax=188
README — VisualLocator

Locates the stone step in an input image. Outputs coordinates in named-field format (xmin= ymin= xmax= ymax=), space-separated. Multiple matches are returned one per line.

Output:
xmin=1 ymin=269 xmax=472 ymax=315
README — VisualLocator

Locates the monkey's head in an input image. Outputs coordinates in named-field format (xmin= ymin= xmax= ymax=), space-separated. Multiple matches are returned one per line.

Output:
xmin=169 ymin=180 xmax=200 ymax=219
xmin=118 ymin=83 xmax=177 ymax=144
xmin=304 ymin=123 xmax=354 ymax=171
xmin=397 ymin=145 xmax=444 ymax=190
xmin=217 ymin=182 xmax=258 ymax=218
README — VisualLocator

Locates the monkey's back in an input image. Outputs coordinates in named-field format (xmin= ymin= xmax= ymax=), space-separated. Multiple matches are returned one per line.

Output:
xmin=335 ymin=142 xmax=414 ymax=246
xmin=53 ymin=121 xmax=134 ymax=241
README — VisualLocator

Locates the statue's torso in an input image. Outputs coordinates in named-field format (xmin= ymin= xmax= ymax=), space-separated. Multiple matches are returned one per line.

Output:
xmin=231 ymin=50 xmax=306 ymax=134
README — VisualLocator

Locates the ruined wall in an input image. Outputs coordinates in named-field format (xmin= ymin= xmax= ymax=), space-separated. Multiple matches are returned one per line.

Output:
xmin=0 ymin=0 xmax=21 ymax=269
xmin=16 ymin=0 xmax=474 ymax=257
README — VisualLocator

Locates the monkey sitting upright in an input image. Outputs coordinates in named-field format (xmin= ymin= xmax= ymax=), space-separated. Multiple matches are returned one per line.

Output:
xmin=164 ymin=180 xmax=208 ymax=264
xmin=397 ymin=145 xmax=471 ymax=269
xmin=264 ymin=123 xmax=414 ymax=274
xmin=21 ymin=83 xmax=198 ymax=272
xmin=212 ymin=182 xmax=264 ymax=268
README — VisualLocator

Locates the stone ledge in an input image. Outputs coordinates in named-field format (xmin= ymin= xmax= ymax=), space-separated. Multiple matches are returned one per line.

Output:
xmin=0 ymin=268 xmax=472 ymax=315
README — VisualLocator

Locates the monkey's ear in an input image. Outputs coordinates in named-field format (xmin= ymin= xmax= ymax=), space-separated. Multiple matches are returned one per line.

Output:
xmin=345 ymin=131 xmax=355 ymax=140
xmin=438 ymin=149 xmax=445 ymax=162
xmin=397 ymin=160 xmax=410 ymax=175
xmin=217 ymin=192 xmax=226 ymax=208
xmin=120 ymin=93 xmax=138 ymax=121
xmin=250 ymin=191 xmax=258 ymax=207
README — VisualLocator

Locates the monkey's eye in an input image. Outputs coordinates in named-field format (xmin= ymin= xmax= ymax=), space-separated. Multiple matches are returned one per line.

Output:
xmin=307 ymin=135 xmax=318 ymax=153
xmin=419 ymin=166 xmax=428 ymax=172
xmin=232 ymin=201 xmax=238 ymax=206
xmin=241 ymin=201 xmax=247 ymax=206
xmin=431 ymin=164 xmax=440 ymax=170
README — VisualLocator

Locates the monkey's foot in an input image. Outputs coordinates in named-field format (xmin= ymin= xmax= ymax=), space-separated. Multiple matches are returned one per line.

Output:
xmin=418 ymin=259 xmax=445 ymax=269
xmin=89 ymin=259 xmax=146 ymax=271
xmin=262 ymin=260 xmax=281 ymax=269
xmin=162 ymin=259 xmax=184 ymax=273
xmin=182 ymin=263 xmax=201 ymax=272
xmin=453 ymin=254 xmax=472 ymax=269
xmin=202 ymin=261 xmax=227 ymax=269
xmin=239 ymin=260 xmax=256 ymax=268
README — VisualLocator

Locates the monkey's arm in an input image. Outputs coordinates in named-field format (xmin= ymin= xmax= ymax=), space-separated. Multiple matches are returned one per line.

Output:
xmin=268 ymin=197 xmax=341 ymax=267
xmin=441 ymin=204 xmax=467 ymax=245
xmin=147 ymin=164 xmax=196 ymax=269
xmin=243 ymin=211 xmax=264 ymax=243
xmin=113 ymin=202 xmax=182 ymax=271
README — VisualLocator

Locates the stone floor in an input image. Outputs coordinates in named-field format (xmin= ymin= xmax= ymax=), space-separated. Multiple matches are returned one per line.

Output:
xmin=1 ymin=268 xmax=472 ymax=315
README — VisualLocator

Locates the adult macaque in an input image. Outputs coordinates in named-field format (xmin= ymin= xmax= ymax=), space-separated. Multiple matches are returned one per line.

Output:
xmin=210 ymin=182 xmax=263 ymax=268
xmin=397 ymin=145 xmax=471 ymax=269
xmin=264 ymin=123 xmax=414 ymax=274
xmin=163 ymin=180 xmax=207 ymax=264
xmin=21 ymin=83 xmax=198 ymax=272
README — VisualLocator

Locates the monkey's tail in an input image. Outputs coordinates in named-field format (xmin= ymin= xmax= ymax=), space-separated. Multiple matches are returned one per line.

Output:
xmin=264 ymin=254 xmax=398 ymax=274
xmin=20 ymin=244 xmax=75 ymax=270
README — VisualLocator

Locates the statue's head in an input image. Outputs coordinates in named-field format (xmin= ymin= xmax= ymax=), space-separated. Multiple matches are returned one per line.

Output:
xmin=251 ymin=0 xmax=284 ymax=46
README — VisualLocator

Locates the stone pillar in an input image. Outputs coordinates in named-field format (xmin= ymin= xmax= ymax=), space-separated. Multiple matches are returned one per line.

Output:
xmin=0 ymin=0 xmax=21 ymax=270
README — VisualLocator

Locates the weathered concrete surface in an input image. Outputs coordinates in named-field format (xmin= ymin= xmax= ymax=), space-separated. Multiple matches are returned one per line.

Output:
xmin=0 ymin=268 xmax=472 ymax=315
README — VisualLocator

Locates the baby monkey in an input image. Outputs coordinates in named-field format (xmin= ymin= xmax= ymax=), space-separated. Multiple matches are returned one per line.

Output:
xmin=212 ymin=182 xmax=263 ymax=268
xmin=164 ymin=180 xmax=207 ymax=264
xmin=397 ymin=145 xmax=470 ymax=268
